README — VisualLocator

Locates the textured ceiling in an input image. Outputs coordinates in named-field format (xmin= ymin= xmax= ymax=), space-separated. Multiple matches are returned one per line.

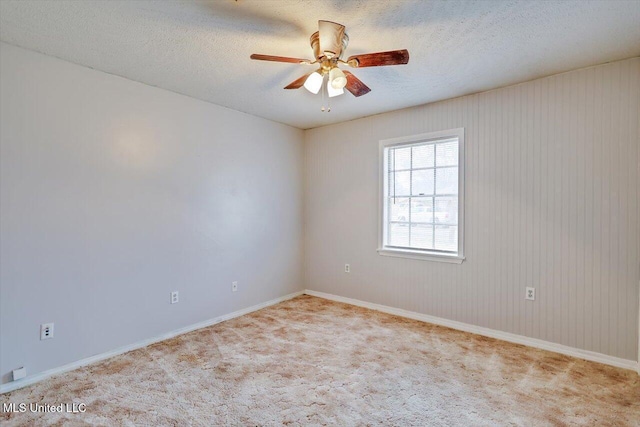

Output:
xmin=1 ymin=0 xmax=639 ymax=129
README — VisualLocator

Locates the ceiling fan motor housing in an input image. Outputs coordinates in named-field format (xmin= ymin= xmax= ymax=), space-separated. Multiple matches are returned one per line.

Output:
xmin=310 ymin=30 xmax=349 ymax=61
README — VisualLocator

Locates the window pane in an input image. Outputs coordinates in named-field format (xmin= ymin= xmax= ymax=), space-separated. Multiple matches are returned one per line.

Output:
xmin=435 ymin=141 xmax=458 ymax=167
xmin=382 ymin=132 xmax=462 ymax=258
xmin=434 ymin=197 xmax=457 ymax=224
xmin=434 ymin=225 xmax=458 ymax=251
xmin=435 ymin=167 xmax=458 ymax=194
xmin=390 ymin=146 xmax=411 ymax=170
xmin=389 ymin=197 xmax=409 ymax=222
xmin=411 ymin=169 xmax=434 ymax=196
xmin=411 ymin=224 xmax=434 ymax=249
xmin=389 ymin=171 xmax=411 ymax=196
xmin=411 ymin=198 xmax=433 ymax=223
xmin=412 ymin=144 xmax=434 ymax=168
xmin=388 ymin=223 xmax=410 ymax=247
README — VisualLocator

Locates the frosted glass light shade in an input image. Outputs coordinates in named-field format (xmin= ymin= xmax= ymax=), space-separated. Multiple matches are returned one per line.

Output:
xmin=327 ymin=83 xmax=344 ymax=98
xmin=329 ymin=67 xmax=347 ymax=89
xmin=303 ymin=72 xmax=323 ymax=94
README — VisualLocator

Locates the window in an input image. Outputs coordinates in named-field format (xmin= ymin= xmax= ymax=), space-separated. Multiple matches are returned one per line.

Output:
xmin=378 ymin=128 xmax=464 ymax=263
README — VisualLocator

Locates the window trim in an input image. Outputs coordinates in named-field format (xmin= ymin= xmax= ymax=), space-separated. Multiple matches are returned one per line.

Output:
xmin=378 ymin=128 xmax=465 ymax=263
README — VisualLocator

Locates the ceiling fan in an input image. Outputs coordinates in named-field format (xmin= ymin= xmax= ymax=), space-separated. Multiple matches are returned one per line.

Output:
xmin=250 ymin=20 xmax=409 ymax=108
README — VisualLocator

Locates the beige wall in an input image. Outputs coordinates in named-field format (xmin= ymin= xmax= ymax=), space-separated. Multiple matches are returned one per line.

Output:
xmin=0 ymin=43 xmax=304 ymax=385
xmin=304 ymin=57 xmax=640 ymax=361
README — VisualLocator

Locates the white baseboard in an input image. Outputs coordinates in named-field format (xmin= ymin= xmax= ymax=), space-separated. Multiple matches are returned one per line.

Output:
xmin=3 ymin=287 xmax=635 ymax=394
xmin=1 ymin=291 xmax=304 ymax=394
xmin=304 ymin=289 xmax=639 ymax=373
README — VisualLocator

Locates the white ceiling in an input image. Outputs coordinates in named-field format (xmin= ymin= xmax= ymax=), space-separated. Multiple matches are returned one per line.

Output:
xmin=1 ymin=1 xmax=639 ymax=129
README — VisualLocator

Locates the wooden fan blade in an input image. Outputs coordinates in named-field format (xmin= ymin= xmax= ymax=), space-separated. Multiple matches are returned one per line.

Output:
xmin=318 ymin=20 xmax=345 ymax=58
xmin=346 ymin=49 xmax=409 ymax=68
xmin=250 ymin=54 xmax=309 ymax=64
xmin=343 ymin=71 xmax=371 ymax=97
xmin=284 ymin=73 xmax=311 ymax=89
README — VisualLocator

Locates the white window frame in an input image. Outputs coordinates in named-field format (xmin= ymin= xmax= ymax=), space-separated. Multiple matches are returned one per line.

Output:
xmin=378 ymin=128 xmax=465 ymax=263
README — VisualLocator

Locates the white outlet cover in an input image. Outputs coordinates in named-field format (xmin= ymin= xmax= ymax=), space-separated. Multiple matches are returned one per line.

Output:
xmin=170 ymin=291 xmax=179 ymax=304
xmin=40 ymin=323 xmax=54 ymax=340
xmin=232 ymin=281 xmax=238 ymax=292
xmin=525 ymin=287 xmax=535 ymax=301
xmin=345 ymin=264 xmax=350 ymax=273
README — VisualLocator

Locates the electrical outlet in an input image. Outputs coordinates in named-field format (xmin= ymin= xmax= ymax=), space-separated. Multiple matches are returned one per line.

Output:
xmin=40 ymin=323 xmax=54 ymax=340
xmin=170 ymin=291 xmax=179 ymax=304
xmin=525 ymin=287 xmax=535 ymax=301
xmin=232 ymin=281 xmax=238 ymax=292
xmin=345 ymin=264 xmax=350 ymax=273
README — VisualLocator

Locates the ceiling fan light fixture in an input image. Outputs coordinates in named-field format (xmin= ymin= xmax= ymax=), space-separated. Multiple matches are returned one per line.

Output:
xmin=329 ymin=67 xmax=347 ymax=89
xmin=303 ymin=71 xmax=323 ymax=94
xmin=327 ymin=83 xmax=344 ymax=98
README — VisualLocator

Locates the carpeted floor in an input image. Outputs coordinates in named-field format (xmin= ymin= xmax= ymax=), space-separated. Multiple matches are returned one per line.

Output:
xmin=1 ymin=295 xmax=639 ymax=426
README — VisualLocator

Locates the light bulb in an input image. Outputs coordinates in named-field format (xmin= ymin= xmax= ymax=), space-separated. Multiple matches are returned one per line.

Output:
xmin=303 ymin=72 xmax=323 ymax=94
xmin=327 ymin=83 xmax=344 ymax=98
xmin=329 ymin=67 xmax=347 ymax=89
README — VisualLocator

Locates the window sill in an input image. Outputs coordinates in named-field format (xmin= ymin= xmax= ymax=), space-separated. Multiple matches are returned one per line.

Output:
xmin=377 ymin=248 xmax=465 ymax=264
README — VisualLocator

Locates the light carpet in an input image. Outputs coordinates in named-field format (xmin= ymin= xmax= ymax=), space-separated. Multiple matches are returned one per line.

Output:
xmin=1 ymin=295 xmax=638 ymax=426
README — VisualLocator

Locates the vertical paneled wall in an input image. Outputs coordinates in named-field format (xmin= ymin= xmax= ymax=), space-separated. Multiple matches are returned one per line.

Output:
xmin=304 ymin=58 xmax=639 ymax=361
